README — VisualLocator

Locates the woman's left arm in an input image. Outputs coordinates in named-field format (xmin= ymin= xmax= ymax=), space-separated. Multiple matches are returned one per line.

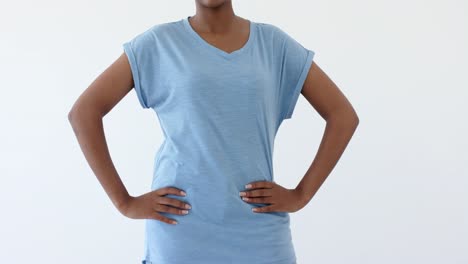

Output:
xmin=240 ymin=61 xmax=359 ymax=213
xmin=294 ymin=61 xmax=360 ymax=206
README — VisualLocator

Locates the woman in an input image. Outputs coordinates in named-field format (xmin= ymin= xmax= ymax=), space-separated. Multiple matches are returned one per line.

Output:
xmin=68 ymin=0 xmax=359 ymax=263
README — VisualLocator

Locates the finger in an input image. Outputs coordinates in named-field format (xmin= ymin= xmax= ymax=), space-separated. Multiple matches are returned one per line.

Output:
xmin=154 ymin=204 xmax=190 ymax=216
xmin=245 ymin=180 xmax=275 ymax=190
xmin=241 ymin=188 xmax=272 ymax=197
xmin=155 ymin=187 xmax=186 ymax=197
xmin=157 ymin=196 xmax=192 ymax=210
xmin=241 ymin=196 xmax=273 ymax=204
xmin=252 ymin=205 xmax=277 ymax=213
xmin=151 ymin=212 xmax=178 ymax=225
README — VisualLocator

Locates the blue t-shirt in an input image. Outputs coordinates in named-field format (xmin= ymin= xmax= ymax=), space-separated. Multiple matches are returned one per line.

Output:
xmin=123 ymin=16 xmax=315 ymax=264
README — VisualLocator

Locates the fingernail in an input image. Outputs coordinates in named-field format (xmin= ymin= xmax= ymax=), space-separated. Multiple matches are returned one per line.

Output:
xmin=181 ymin=191 xmax=186 ymax=196
xmin=239 ymin=192 xmax=246 ymax=196
xmin=185 ymin=204 xmax=191 ymax=209
xmin=245 ymin=184 xmax=252 ymax=188
xmin=182 ymin=210 xmax=189 ymax=214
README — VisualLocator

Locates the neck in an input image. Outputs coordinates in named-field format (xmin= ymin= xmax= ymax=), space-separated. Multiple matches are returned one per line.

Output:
xmin=190 ymin=1 xmax=238 ymax=34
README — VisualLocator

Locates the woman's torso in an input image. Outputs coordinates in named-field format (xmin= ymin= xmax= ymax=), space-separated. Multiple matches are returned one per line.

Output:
xmin=123 ymin=16 xmax=313 ymax=264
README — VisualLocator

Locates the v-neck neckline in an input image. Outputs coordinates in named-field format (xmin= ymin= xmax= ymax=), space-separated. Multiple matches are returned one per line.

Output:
xmin=182 ymin=16 xmax=255 ymax=59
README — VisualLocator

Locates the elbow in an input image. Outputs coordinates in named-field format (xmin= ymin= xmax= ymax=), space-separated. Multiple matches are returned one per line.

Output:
xmin=327 ymin=107 xmax=359 ymax=128
xmin=68 ymin=102 xmax=104 ymax=130
xmin=67 ymin=108 xmax=79 ymax=137
xmin=343 ymin=104 xmax=360 ymax=128
xmin=68 ymin=107 xmax=76 ymax=126
xmin=348 ymin=110 xmax=360 ymax=129
xmin=68 ymin=108 xmax=82 ymax=135
xmin=68 ymin=109 xmax=75 ymax=124
xmin=68 ymin=104 xmax=81 ymax=127
xmin=351 ymin=112 xmax=360 ymax=127
xmin=68 ymin=98 xmax=95 ymax=125
xmin=68 ymin=104 xmax=84 ymax=128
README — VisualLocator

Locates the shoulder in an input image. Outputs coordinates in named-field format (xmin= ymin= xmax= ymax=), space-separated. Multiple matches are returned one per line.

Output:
xmin=254 ymin=21 xmax=274 ymax=34
xmin=148 ymin=20 xmax=181 ymax=36
xmin=127 ymin=19 xmax=181 ymax=46
xmin=253 ymin=21 xmax=291 ymax=45
xmin=252 ymin=21 xmax=290 ymax=51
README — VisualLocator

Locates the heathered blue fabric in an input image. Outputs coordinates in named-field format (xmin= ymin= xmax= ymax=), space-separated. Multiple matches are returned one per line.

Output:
xmin=123 ymin=16 xmax=314 ymax=264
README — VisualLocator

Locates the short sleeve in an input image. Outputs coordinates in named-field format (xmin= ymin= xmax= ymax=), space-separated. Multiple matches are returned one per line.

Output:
xmin=275 ymin=26 xmax=315 ymax=120
xmin=123 ymin=29 xmax=155 ymax=109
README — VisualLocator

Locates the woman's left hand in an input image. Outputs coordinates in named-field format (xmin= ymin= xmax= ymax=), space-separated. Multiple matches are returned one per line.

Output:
xmin=239 ymin=180 xmax=308 ymax=213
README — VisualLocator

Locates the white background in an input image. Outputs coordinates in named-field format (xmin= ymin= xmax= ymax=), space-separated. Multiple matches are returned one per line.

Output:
xmin=1 ymin=0 xmax=467 ymax=263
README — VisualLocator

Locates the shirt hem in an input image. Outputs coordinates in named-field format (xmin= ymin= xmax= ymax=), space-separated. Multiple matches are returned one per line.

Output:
xmin=141 ymin=255 xmax=296 ymax=264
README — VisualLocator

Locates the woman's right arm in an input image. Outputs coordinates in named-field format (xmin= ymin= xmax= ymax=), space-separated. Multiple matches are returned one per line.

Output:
xmin=67 ymin=53 xmax=190 ymax=225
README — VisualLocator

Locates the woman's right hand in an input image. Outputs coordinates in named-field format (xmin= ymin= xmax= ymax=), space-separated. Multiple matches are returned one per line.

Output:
xmin=119 ymin=187 xmax=192 ymax=225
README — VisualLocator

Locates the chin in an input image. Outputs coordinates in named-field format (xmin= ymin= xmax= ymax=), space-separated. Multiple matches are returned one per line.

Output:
xmin=196 ymin=0 xmax=229 ymax=8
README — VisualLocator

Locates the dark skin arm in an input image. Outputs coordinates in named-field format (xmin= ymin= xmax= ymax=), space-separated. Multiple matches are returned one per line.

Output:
xmin=68 ymin=53 xmax=191 ymax=225
xmin=240 ymin=61 xmax=360 ymax=213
